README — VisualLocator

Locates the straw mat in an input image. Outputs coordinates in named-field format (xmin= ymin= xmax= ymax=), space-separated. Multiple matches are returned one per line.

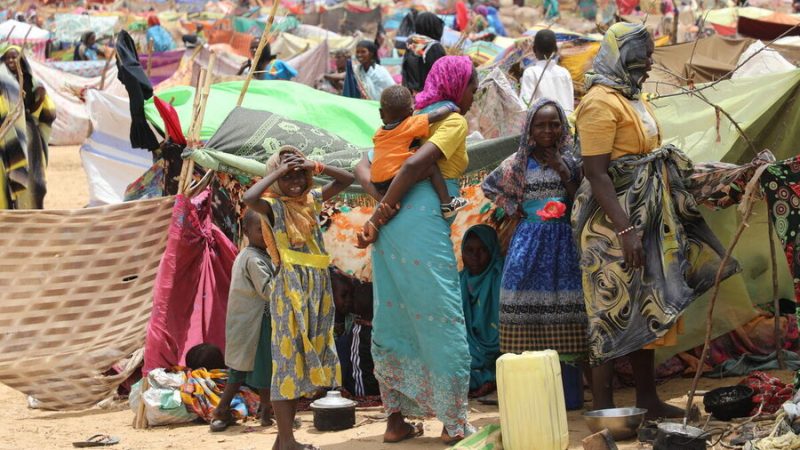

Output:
xmin=0 ymin=197 xmax=175 ymax=410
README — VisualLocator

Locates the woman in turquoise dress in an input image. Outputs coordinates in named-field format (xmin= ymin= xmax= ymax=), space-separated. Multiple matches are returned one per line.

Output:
xmin=355 ymin=56 xmax=478 ymax=445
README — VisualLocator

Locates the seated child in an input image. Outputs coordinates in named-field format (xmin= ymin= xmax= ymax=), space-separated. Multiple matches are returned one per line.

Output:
xmin=371 ymin=85 xmax=467 ymax=219
xmin=210 ymin=209 xmax=275 ymax=432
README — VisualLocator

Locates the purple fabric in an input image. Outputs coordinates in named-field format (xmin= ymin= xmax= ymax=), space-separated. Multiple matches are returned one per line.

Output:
xmin=414 ymin=55 xmax=473 ymax=110
xmin=139 ymin=49 xmax=184 ymax=85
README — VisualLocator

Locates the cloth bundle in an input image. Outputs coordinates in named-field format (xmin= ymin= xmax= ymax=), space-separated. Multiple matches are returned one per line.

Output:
xmin=740 ymin=371 xmax=794 ymax=415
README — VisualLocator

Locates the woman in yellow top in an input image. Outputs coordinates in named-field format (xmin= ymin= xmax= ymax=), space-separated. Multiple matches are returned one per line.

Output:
xmin=354 ymin=56 xmax=478 ymax=445
xmin=572 ymin=23 xmax=738 ymax=419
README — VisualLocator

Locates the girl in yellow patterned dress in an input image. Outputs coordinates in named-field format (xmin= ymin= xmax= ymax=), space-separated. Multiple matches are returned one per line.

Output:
xmin=243 ymin=146 xmax=354 ymax=450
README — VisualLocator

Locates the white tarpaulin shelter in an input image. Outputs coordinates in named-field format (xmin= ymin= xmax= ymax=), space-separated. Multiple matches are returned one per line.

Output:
xmin=0 ymin=20 xmax=50 ymax=40
xmin=53 ymin=14 xmax=119 ymax=43
xmin=28 ymin=58 xmax=126 ymax=145
xmin=80 ymin=90 xmax=151 ymax=206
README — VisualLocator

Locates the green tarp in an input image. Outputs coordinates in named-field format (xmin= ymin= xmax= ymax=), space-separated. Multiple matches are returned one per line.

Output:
xmin=145 ymin=80 xmax=381 ymax=148
xmin=650 ymin=69 xmax=800 ymax=361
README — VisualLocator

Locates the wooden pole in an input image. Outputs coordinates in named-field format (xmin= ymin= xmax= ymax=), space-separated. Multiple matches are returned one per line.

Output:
xmin=98 ymin=48 xmax=115 ymax=90
xmin=769 ymin=217 xmax=785 ymax=369
xmin=146 ymin=40 xmax=153 ymax=79
xmin=683 ymin=189 xmax=760 ymax=424
xmin=237 ymin=0 xmax=280 ymax=107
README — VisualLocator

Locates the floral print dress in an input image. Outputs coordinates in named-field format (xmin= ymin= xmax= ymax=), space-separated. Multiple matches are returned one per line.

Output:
xmin=266 ymin=189 xmax=341 ymax=400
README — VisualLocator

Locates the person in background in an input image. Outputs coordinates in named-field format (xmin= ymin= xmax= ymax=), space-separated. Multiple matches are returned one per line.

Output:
xmin=520 ymin=30 xmax=574 ymax=114
xmin=243 ymin=146 xmax=353 ymax=450
xmin=459 ymin=225 xmax=503 ymax=395
xmin=210 ymin=210 xmax=275 ymax=432
xmin=330 ymin=267 xmax=380 ymax=397
xmin=74 ymin=31 xmax=106 ymax=61
xmin=239 ymin=38 xmax=297 ymax=81
xmin=146 ymin=15 xmax=176 ymax=53
xmin=353 ymin=40 xmax=395 ymax=100
xmin=0 ymin=44 xmax=56 ymax=209
xmin=402 ymin=12 xmax=447 ymax=94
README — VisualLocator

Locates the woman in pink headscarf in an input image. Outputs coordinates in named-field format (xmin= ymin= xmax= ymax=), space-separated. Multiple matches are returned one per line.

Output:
xmin=354 ymin=56 xmax=478 ymax=445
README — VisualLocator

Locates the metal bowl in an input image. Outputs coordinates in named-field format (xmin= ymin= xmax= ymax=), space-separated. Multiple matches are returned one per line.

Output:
xmin=583 ymin=407 xmax=648 ymax=441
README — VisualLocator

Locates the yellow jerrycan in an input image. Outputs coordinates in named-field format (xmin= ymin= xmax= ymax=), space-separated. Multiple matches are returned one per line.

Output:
xmin=496 ymin=350 xmax=569 ymax=450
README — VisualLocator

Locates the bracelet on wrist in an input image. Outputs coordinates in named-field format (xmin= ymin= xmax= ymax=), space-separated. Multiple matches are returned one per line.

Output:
xmin=617 ymin=225 xmax=635 ymax=236
xmin=313 ymin=161 xmax=324 ymax=175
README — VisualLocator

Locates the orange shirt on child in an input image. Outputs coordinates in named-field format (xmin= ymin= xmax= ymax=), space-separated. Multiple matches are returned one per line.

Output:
xmin=371 ymin=114 xmax=430 ymax=183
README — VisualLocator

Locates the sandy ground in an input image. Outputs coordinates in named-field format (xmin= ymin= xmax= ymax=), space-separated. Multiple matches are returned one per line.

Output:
xmin=2 ymin=148 xmax=791 ymax=449
xmin=3 ymin=372 xmax=794 ymax=450
xmin=43 ymin=145 xmax=89 ymax=210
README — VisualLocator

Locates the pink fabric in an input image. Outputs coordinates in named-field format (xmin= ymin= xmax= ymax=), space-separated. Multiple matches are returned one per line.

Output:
xmin=415 ymin=55 xmax=474 ymax=110
xmin=143 ymin=190 xmax=238 ymax=374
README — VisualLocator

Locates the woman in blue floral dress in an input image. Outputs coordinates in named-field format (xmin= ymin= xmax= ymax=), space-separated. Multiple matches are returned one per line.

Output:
xmin=481 ymin=98 xmax=587 ymax=360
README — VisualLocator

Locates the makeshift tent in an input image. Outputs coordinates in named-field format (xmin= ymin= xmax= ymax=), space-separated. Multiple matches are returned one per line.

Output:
xmin=644 ymin=35 xmax=754 ymax=95
xmin=53 ymin=14 xmax=119 ymax=43
xmin=145 ymin=80 xmax=381 ymax=147
xmin=28 ymin=57 xmax=127 ymax=145
xmin=739 ymin=13 xmax=800 ymax=40
xmin=138 ymin=49 xmax=184 ymax=85
xmin=143 ymin=189 xmax=237 ymax=374
xmin=648 ymin=69 xmax=800 ymax=360
xmin=80 ymin=90 xmax=152 ymax=205
xmin=0 ymin=20 xmax=49 ymax=60
xmin=0 ymin=196 xmax=174 ymax=409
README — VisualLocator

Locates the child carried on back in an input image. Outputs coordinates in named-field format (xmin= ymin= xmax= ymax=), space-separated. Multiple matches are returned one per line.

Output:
xmin=370 ymin=85 xmax=467 ymax=219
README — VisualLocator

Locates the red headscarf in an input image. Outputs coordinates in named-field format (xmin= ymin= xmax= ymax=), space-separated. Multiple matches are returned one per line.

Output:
xmin=147 ymin=15 xmax=160 ymax=27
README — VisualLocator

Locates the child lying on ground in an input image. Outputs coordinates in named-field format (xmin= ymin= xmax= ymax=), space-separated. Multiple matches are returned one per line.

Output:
xmin=371 ymin=85 xmax=467 ymax=219
xmin=243 ymin=146 xmax=354 ymax=450
xmin=210 ymin=209 xmax=275 ymax=432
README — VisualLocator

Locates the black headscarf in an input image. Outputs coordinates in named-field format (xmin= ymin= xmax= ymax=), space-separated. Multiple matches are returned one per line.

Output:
xmin=357 ymin=40 xmax=381 ymax=65
xmin=414 ymin=12 xmax=444 ymax=41
xmin=115 ymin=29 xmax=159 ymax=150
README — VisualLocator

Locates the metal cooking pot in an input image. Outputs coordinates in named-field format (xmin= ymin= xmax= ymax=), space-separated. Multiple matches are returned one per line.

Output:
xmin=310 ymin=391 xmax=357 ymax=432
xmin=653 ymin=423 xmax=709 ymax=450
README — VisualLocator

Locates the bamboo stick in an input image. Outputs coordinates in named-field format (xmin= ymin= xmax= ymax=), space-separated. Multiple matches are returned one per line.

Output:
xmin=98 ymin=48 xmax=116 ymax=90
xmin=132 ymin=377 xmax=149 ymax=429
xmin=146 ymin=40 xmax=153 ymax=79
xmin=769 ymin=217 xmax=785 ymax=369
xmin=237 ymin=0 xmax=280 ymax=107
xmin=683 ymin=195 xmax=759 ymax=424
xmin=192 ymin=52 xmax=216 ymax=144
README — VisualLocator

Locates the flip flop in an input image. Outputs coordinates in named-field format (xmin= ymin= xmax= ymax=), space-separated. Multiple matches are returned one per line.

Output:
xmin=383 ymin=422 xmax=424 ymax=443
xmin=441 ymin=423 xmax=477 ymax=446
xmin=72 ymin=435 xmax=119 ymax=448
xmin=209 ymin=413 xmax=237 ymax=432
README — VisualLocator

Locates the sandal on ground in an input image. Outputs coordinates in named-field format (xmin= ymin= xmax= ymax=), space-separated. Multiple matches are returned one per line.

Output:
xmin=72 ymin=435 xmax=119 ymax=448
xmin=209 ymin=412 xmax=237 ymax=432
xmin=383 ymin=422 xmax=424 ymax=443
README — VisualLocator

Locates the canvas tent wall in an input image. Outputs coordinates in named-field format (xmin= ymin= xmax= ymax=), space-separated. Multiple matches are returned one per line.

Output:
xmin=28 ymin=58 xmax=127 ymax=146
xmin=80 ymin=90 xmax=152 ymax=206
